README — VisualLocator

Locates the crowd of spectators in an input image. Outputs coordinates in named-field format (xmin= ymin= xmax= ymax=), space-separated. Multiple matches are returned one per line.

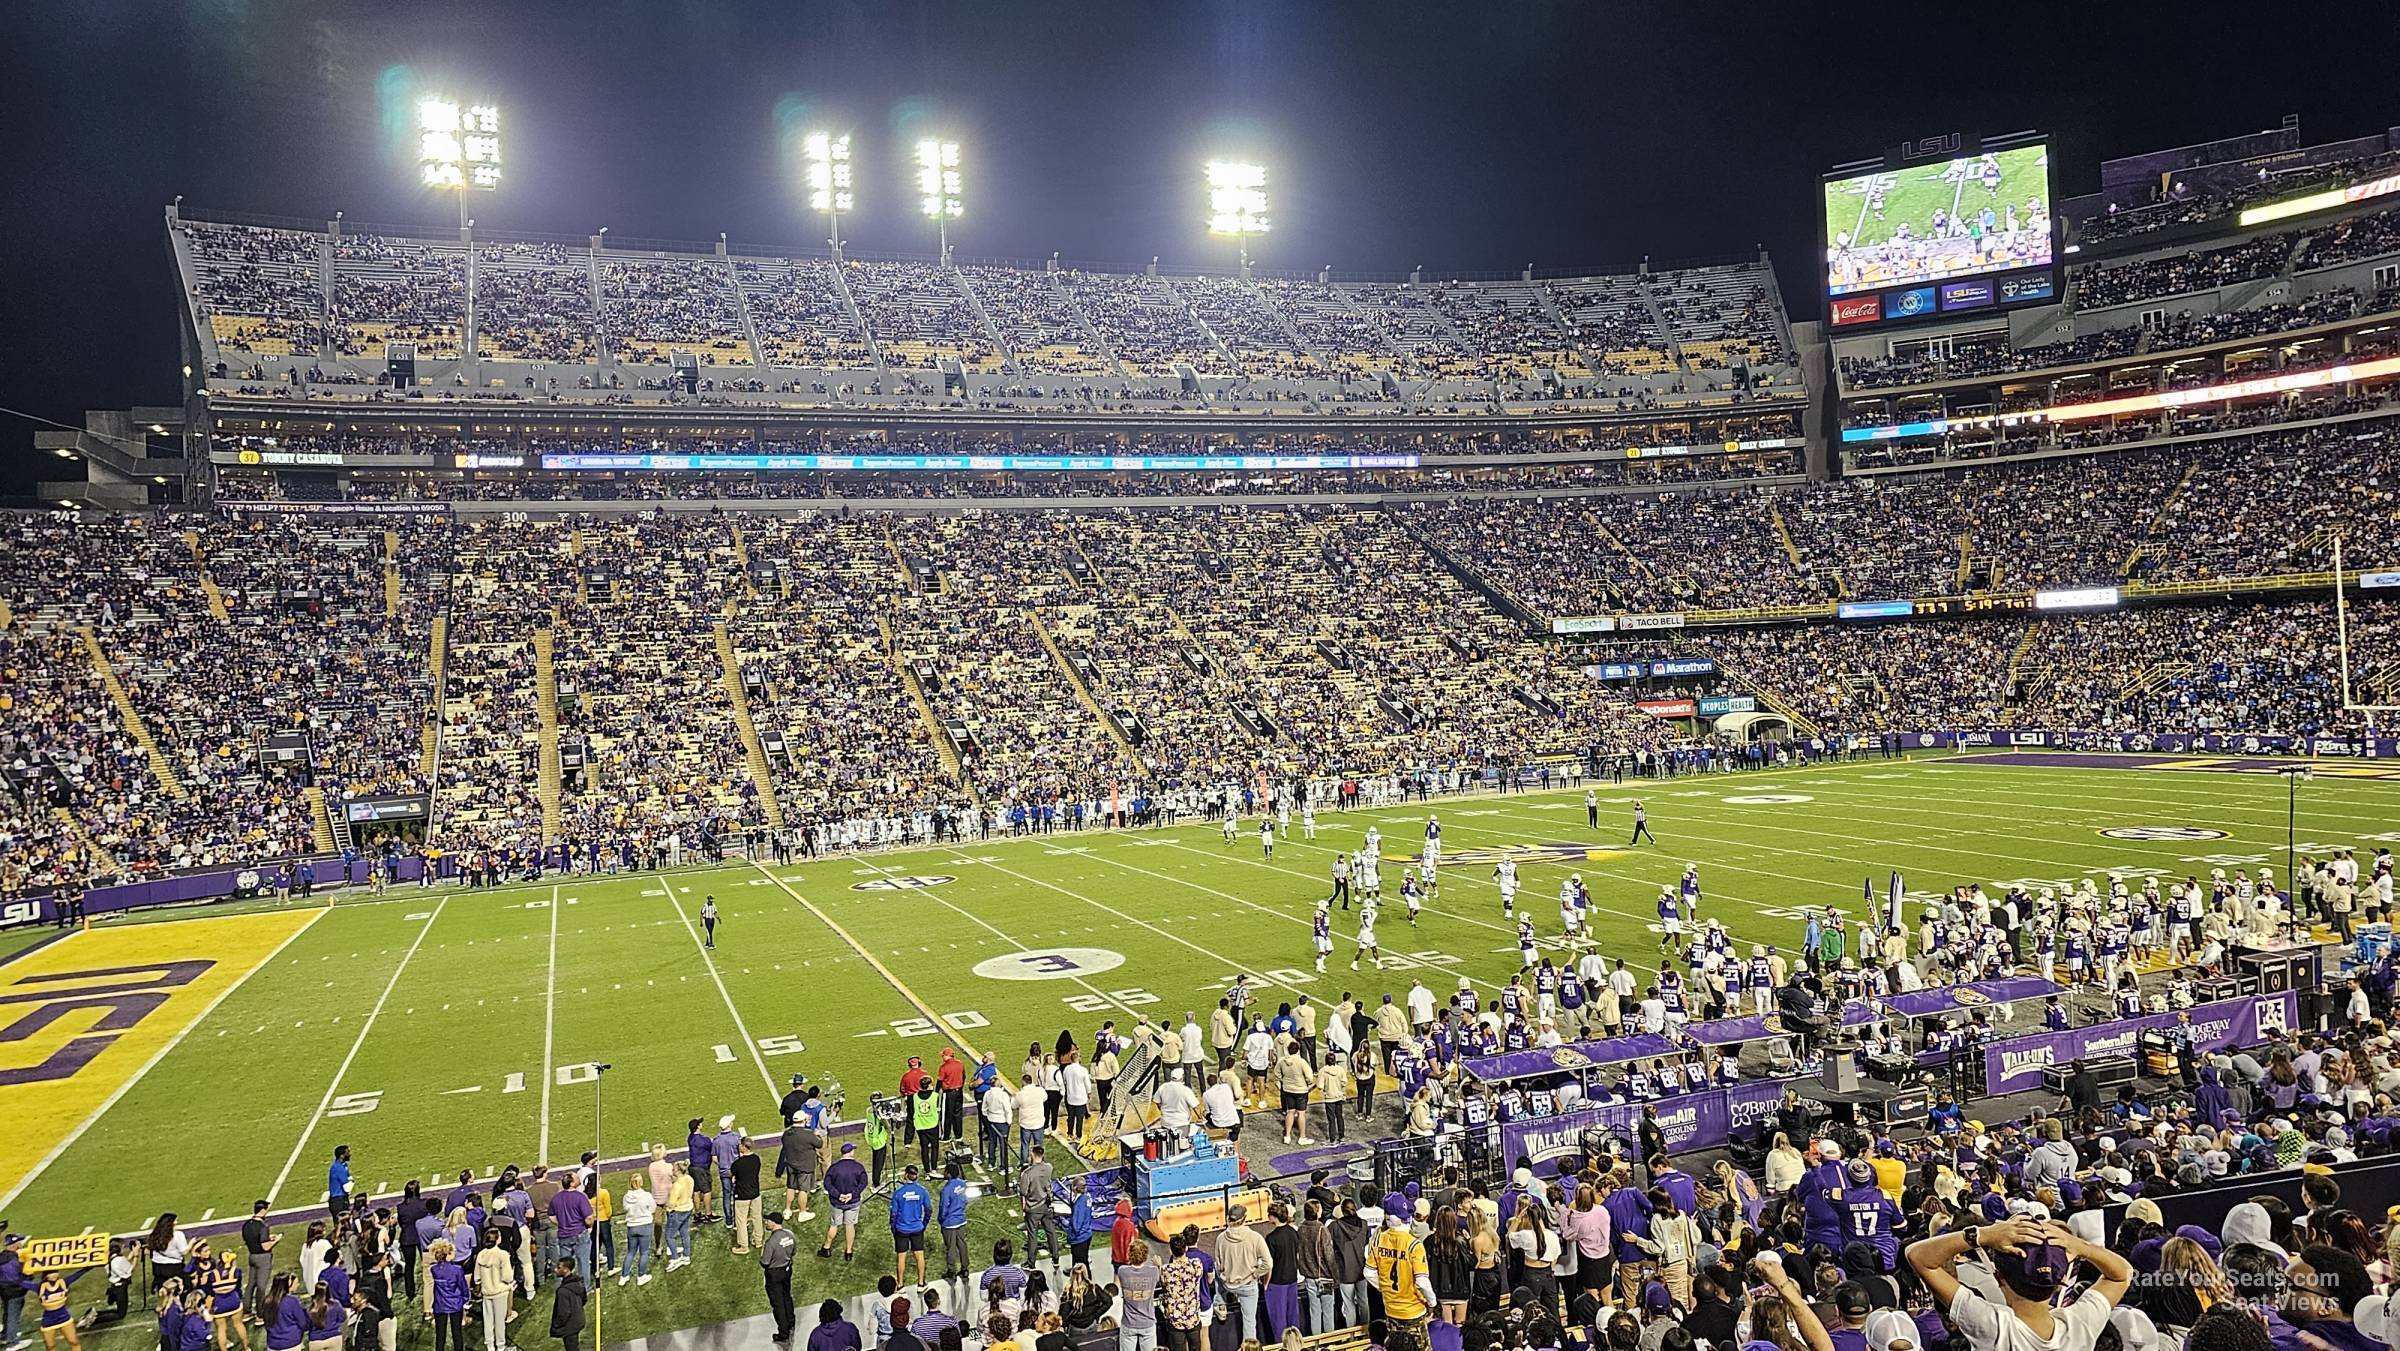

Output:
xmin=1838 ymin=330 xmax=2143 ymax=391
xmin=733 ymin=257 xmax=876 ymax=368
xmin=2075 ymin=232 xmax=2297 ymax=309
xmin=181 ymin=219 xmax=328 ymax=355
xmin=846 ymin=259 xmax=1004 ymax=371
xmin=476 ymin=243 xmax=602 ymax=363
xmin=599 ymin=258 xmax=753 ymax=365
xmin=1057 ymin=270 xmax=1230 ymax=375
xmin=956 ymin=264 xmax=1116 ymax=375
xmin=2071 ymin=145 xmax=2400 ymax=244
xmin=331 ymin=233 xmax=468 ymax=358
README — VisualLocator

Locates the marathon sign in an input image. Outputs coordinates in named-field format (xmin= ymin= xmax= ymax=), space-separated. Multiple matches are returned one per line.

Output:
xmin=1981 ymin=992 xmax=2295 ymax=1093
xmin=1649 ymin=658 xmax=1716 ymax=677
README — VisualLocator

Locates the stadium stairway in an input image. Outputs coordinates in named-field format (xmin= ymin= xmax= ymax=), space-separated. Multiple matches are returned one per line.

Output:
xmin=421 ymin=614 xmax=447 ymax=780
xmin=1953 ymin=534 xmax=1976 ymax=592
xmin=1024 ymin=606 xmax=1143 ymax=763
xmin=79 ymin=625 xmax=183 ymax=797
xmin=1770 ymin=504 xmax=1805 ymax=569
xmin=880 ymin=614 xmax=974 ymax=800
xmin=303 ymin=785 xmax=338 ymax=854
xmin=827 ymin=257 xmax=886 ymax=370
xmin=533 ymin=628 xmax=564 ymax=840
xmin=383 ymin=530 xmax=401 ymax=618
xmin=1584 ymin=510 xmax=1667 ymax=596
xmin=712 ymin=619 xmax=785 ymax=832
xmin=1047 ymin=270 xmax=1129 ymax=377
xmin=51 ymin=807 xmax=106 ymax=873
xmin=180 ymin=528 xmax=231 ymax=620
xmin=1634 ymin=273 xmax=1692 ymax=374
xmin=2003 ymin=626 xmax=2043 ymax=704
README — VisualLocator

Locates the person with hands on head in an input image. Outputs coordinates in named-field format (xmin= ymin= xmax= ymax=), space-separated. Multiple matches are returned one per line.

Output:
xmin=1904 ymin=1216 xmax=2132 ymax=1351
xmin=1748 ymin=1250 xmax=1836 ymax=1351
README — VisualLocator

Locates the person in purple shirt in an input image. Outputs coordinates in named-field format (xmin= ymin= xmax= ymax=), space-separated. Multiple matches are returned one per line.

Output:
xmin=712 ymin=1117 xmax=744 ymax=1227
xmin=1648 ymin=1154 xmax=1699 ymax=1215
xmin=320 ymin=1250 xmax=352 ymax=1311
xmin=1602 ymin=1177 xmax=1652 ymax=1266
xmin=262 ymin=1275 xmax=310 ymax=1351
xmin=908 ymin=1286 xmax=960 ymax=1343
xmin=427 ymin=1241 xmax=471 ymax=1351
xmin=550 ymin=1183 xmax=596 ymax=1286
xmin=175 ymin=1288 xmax=213 ymax=1351
xmin=807 ymin=1300 xmax=863 ymax=1351
xmin=687 ymin=1119 xmax=717 ymax=1226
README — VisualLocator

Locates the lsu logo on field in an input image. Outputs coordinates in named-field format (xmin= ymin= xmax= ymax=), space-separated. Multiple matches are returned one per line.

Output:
xmin=0 ymin=909 xmax=320 ymax=1206
xmin=850 ymin=875 xmax=956 ymax=892
xmin=2098 ymin=827 xmax=2228 ymax=842
xmin=1441 ymin=843 xmax=1626 ymax=868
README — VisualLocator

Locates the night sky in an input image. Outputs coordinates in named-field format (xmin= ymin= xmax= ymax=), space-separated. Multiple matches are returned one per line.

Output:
xmin=4 ymin=1 xmax=2396 ymax=493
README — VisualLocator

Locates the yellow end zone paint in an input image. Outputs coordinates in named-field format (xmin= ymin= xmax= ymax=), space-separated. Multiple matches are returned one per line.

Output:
xmin=0 ymin=908 xmax=325 ymax=1208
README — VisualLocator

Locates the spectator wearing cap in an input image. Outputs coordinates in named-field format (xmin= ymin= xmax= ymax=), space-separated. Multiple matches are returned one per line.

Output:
xmin=778 ymin=1110 xmax=822 ymax=1221
xmin=1905 ymin=1215 xmax=2131 ymax=1351
xmin=1825 ymin=1283 xmax=1874 ymax=1351
xmin=711 ymin=1116 xmax=743 ymax=1229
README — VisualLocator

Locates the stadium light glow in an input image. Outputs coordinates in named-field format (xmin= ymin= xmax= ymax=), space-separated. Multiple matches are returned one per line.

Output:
xmin=1206 ymin=160 xmax=1270 ymax=239
xmin=419 ymin=99 xmax=501 ymax=194
xmin=804 ymin=131 xmax=854 ymax=214
xmin=915 ymin=139 xmax=962 ymax=220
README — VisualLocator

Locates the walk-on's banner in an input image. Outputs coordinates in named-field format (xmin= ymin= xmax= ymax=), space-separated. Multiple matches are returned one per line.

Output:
xmin=1981 ymin=991 xmax=2296 ymax=1093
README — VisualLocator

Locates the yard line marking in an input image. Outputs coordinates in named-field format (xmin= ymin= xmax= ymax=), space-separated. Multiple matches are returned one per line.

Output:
xmin=747 ymin=863 xmax=997 ymax=1067
xmin=539 ymin=882 xmax=560 ymax=1165
xmin=264 ymin=898 xmax=448 ymax=1206
xmin=847 ymin=855 xmax=1145 ymax=1016
xmin=667 ymin=892 xmax=779 ymax=1098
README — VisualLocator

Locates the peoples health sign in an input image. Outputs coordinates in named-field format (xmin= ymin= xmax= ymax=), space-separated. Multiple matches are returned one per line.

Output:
xmin=1981 ymin=992 xmax=2294 ymax=1093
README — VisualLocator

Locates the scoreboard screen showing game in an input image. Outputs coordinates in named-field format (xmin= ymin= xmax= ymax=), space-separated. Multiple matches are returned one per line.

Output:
xmin=1822 ymin=139 xmax=2058 ymax=326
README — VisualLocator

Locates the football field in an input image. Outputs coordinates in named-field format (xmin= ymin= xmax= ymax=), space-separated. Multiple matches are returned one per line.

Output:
xmin=7 ymin=751 xmax=2399 ymax=1248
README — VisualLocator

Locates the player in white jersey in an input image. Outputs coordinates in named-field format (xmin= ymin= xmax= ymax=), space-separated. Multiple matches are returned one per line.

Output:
xmin=1223 ymin=806 xmax=1238 ymax=844
xmin=1277 ymin=800 xmax=1290 ymax=837
xmin=1364 ymin=825 xmax=1382 ymax=858
xmin=1352 ymin=901 xmax=1381 ymax=970
xmin=1418 ymin=855 xmax=1439 ymax=903
xmin=1259 ymin=818 xmax=1275 ymax=859
xmin=1301 ymin=803 xmax=1317 ymax=840
xmin=1559 ymin=878 xmax=1583 ymax=942
xmin=1494 ymin=858 xmax=1519 ymax=916
xmin=1312 ymin=901 xmax=1334 ymax=974
xmin=1359 ymin=851 xmax=1381 ymax=901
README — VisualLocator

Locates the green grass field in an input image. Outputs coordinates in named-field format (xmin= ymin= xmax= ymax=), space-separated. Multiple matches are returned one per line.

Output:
xmin=7 ymin=751 xmax=2398 ymax=1343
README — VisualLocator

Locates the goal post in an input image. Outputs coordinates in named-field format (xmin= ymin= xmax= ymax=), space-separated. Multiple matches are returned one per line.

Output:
xmin=2335 ymin=534 xmax=2400 ymax=714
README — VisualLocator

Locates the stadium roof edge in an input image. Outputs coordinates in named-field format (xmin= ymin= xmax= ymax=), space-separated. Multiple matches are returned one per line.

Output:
xmin=174 ymin=204 xmax=1766 ymax=285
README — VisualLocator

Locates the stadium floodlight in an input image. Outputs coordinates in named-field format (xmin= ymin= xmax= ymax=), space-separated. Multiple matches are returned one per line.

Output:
xmin=1206 ymin=159 xmax=1269 ymax=271
xmin=804 ymin=131 xmax=854 ymax=251
xmin=916 ymin=138 xmax=962 ymax=262
xmin=418 ymin=97 xmax=501 ymax=227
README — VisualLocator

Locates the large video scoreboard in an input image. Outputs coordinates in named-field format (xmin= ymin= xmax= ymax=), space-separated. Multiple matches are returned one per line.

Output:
xmin=1822 ymin=133 xmax=2059 ymax=331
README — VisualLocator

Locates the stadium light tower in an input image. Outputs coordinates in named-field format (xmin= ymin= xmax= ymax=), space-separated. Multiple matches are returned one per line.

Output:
xmin=916 ymin=138 xmax=963 ymax=264
xmin=418 ymin=97 xmax=502 ymax=228
xmin=805 ymin=131 xmax=855 ymax=258
xmin=1206 ymin=159 xmax=1270 ymax=274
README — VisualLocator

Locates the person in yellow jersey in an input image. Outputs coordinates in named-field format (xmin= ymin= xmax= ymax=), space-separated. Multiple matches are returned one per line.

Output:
xmin=1368 ymin=1195 xmax=1435 ymax=1343
xmin=1869 ymin=1140 xmax=1906 ymax=1202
